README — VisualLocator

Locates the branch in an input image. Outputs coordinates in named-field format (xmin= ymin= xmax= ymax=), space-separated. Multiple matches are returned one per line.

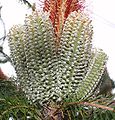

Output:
xmin=64 ymin=101 xmax=115 ymax=112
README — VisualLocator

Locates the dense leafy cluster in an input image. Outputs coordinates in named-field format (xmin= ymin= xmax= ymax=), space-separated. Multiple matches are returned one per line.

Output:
xmin=0 ymin=79 xmax=42 ymax=120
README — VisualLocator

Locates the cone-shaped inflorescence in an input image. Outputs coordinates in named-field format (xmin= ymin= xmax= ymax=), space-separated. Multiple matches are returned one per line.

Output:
xmin=8 ymin=11 xmax=107 ymax=104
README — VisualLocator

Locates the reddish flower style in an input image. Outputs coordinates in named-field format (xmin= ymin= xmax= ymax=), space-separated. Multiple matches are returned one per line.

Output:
xmin=43 ymin=0 xmax=85 ymax=44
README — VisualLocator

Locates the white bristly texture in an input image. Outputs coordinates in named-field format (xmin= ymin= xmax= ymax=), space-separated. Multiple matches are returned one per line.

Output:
xmin=8 ymin=11 xmax=107 ymax=104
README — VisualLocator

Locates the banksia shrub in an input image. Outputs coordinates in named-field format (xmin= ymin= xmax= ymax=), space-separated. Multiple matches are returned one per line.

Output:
xmin=1 ymin=0 xmax=115 ymax=119
xmin=8 ymin=9 xmax=107 ymax=104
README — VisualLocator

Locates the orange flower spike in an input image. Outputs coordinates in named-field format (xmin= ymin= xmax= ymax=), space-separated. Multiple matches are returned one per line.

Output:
xmin=42 ymin=0 xmax=84 ymax=50
xmin=43 ymin=0 xmax=63 ymax=36
xmin=43 ymin=0 xmax=84 ymax=35
xmin=64 ymin=0 xmax=83 ymax=19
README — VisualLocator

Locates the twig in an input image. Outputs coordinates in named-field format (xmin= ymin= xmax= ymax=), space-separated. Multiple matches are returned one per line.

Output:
xmin=64 ymin=101 xmax=115 ymax=112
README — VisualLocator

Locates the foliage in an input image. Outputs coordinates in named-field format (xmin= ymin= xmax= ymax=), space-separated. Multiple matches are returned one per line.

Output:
xmin=0 ymin=79 xmax=42 ymax=120
xmin=0 ymin=80 xmax=115 ymax=119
